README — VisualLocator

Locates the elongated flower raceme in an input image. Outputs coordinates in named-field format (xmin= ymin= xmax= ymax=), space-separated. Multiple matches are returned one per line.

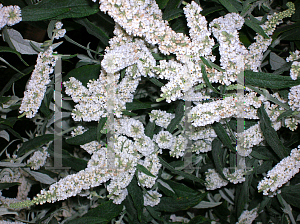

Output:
xmin=19 ymin=47 xmax=57 ymax=118
xmin=257 ymin=145 xmax=300 ymax=196
xmin=245 ymin=2 xmax=295 ymax=71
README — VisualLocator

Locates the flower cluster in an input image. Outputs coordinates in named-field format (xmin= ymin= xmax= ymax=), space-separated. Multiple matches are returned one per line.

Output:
xmin=257 ymin=145 xmax=300 ymax=196
xmin=149 ymin=109 xmax=175 ymax=129
xmin=169 ymin=134 xmax=188 ymax=158
xmin=0 ymin=4 xmax=22 ymax=29
xmin=153 ymin=131 xmax=174 ymax=149
xmin=209 ymin=13 xmax=247 ymax=83
xmin=143 ymin=190 xmax=162 ymax=207
xmin=285 ymin=117 xmax=300 ymax=131
xmin=26 ymin=147 xmax=50 ymax=170
xmin=245 ymin=2 xmax=295 ymax=71
xmin=183 ymin=1 xmax=215 ymax=60
xmin=19 ymin=47 xmax=57 ymax=118
xmin=236 ymin=208 xmax=258 ymax=224
xmin=189 ymin=96 xmax=236 ymax=127
xmin=53 ymin=21 xmax=66 ymax=39
xmin=288 ymin=84 xmax=300 ymax=112
xmin=10 ymin=117 xmax=163 ymax=207
xmin=138 ymin=154 xmax=161 ymax=188
xmin=63 ymin=72 xmax=111 ymax=121
xmin=205 ymin=169 xmax=228 ymax=190
xmin=223 ymin=168 xmax=246 ymax=184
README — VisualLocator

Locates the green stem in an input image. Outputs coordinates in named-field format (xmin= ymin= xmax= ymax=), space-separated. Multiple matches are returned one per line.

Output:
xmin=64 ymin=35 xmax=103 ymax=56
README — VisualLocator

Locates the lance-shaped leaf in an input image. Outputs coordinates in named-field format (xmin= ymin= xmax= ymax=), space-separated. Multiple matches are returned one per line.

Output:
xmin=257 ymin=106 xmax=289 ymax=159
xmin=244 ymin=70 xmax=300 ymax=89
xmin=212 ymin=122 xmax=235 ymax=153
xmin=66 ymin=126 xmax=97 ymax=145
xmin=22 ymin=0 xmax=99 ymax=21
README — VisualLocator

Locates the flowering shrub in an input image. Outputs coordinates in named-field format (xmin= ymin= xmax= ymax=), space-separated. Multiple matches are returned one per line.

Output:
xmin=1 ymin=0 xmax=300 ymax=223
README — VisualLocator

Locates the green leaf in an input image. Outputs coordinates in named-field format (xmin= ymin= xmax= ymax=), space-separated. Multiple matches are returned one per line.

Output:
xmin=218 ymin=0 xmax=239 ymax=13
xmin=17 ymin=134 xmax=54 ymax=156
xmin=277 ymin=109 xmax=294 ymax=121
xmin=65 ymin=217 xmax=107 ymax=224
xmin=0 ymin=96 xmax=11 ymax=105
xmin=74 ymin=18 xmax=109 ymax=46
xmin=3 ymin=28 xmax=44 ymax=55
xmin=121 ymin=110 xmax=137 ymax=116
xmin=0 ymin=182 xmax=20 ymax=190
xmin=154 ymin=192 xmax=206 ymax=212
xmin=162 ymin=8 xmax=183 ymax=21
xmin=201 ymin=65 xmax=222 ymax=95
xmin=40 ymin=86 xmax=54 ymax=118
xmin=269 ymin=52 xmax=286 ymax=70
xmin=66 ymin=126 xmax=97 ymax=145
xmin=193 ymin=201 xmax=222 ymax=209
xmin=258 ymin=197 xmax=271 ymax=213
xmin=21 ymin=0 xmax=99 ymax=21
xmin=0 ymin=46 xmax=28 ymax=66
xmin=48 ymin=146 xmax=87 ymax=171
xmin=63 ymin=65 xmax=101 ymax=87
xmin=137 ymin=164 xmax=156 ymax=178
xmin=244 ymin=70 xmax=300 ymax=89
xmin=212 ymin=122 xmax=235 ymax=152
xmin=146 ymin=206 xmax=164 ymax=222
xmin=0 ymin=66 xmax=33 ymax=97
xmin=157 ymin=179 xmax=176 ymax=197
xmin=97 ymin=117 xmax=107 ymax=142
xmin=82 ymin=200 xmax=123 ymax=221
xmin=257 ymin=106 xmax=289 ymax=159
xmin=162 ymin=179 xmax=199 ymax=198
xmin=228 ymin=118 xmax=258 ymax=131
xmin=236 ymin=175 xmax=250 ymax=217
xmin=159 ymin=157 xmax=205 ymax=184
xmin=0 ymin=125 xmax=22 ymax=140
xmin=148 ymin=77 xmax=164 ymax=87
xmin=156 ymin=0 xmax=169 ymax=9
xmin=201 ymin=6 xmax=223 ymax=16
xmin=273 ymin=21 xmax=300 ymax=40
xmin=188 ymin=215 xmax=210 ymax=224
xmin=0 ymin=117 xmax=17 ymax=128
xmin=123 ymin=195 xmax=140 ymax=223
xmin=250 ymin=150 xmax=272 ymax=161
xmin=211 ymin=138 xmax=227 ymax=179
xmin=126 ymin=101 xmax=153 ymax=111
xmin=127 ymin=176 xmax=144 ymax=222
xmin=145 ymin=121 xmax=155 ymax=139
xmin=240 ymin=0 xmax=258 ymax=16
xmin=281 ymin=185 xmax=300 ymax=209
xmin=256 ymin=160 xmax=273 ymax=174
xmin=244 ymin=18 xmax=269 ymax=39
xmin=167 ymin=101 xmax=184 ymax=133
xmin=200 ymin=57 xmax=212 ymax=69
xmin=281 ymin=26 xmax=300 ymax=41
xmin=23 ymin=168 xmax=56 ymax=184
xmin=164 ymin=0 xmax=182 ymax=10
